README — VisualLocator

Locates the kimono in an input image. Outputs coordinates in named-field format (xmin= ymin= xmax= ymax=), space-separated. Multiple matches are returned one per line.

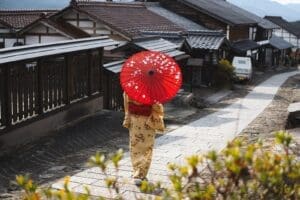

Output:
xmin=123 ymin=93 xmax=165 ymax=179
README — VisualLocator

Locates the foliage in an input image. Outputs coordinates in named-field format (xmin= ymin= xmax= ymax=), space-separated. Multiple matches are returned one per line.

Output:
xmin=17 ymin=131 xmax=300 ymax=200
xmin=213 ymin=59 xmax=235 ymax=88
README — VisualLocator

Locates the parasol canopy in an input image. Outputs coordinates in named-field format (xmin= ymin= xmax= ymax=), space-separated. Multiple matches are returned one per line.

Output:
xmin=120 ymin=51 xmax=182 ymax=105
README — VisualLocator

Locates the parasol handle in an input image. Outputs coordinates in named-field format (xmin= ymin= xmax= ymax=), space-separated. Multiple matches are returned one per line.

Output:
xmin=148 ymin=70 xmax=155 ymax=76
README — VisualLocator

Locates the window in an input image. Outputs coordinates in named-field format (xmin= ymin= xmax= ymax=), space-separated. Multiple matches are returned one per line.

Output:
xmin=0 ymin=42 xmax=4 ymax=49
xmin=249 ymin=27 xmax=257 ymax=40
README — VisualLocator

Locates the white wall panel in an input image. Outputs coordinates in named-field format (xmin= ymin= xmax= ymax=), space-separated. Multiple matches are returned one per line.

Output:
xmin=41 ymin=35 xmax=69 ymax=43
xmin=28 ymin=26 xmax=47 ymax=33
xmin=25 ymin=36 xmax=39 ymax=45
xmin=5 ymin=38 xmax=18 ymax=47
xmin=79 ymin=21 xmax=94 ymax=27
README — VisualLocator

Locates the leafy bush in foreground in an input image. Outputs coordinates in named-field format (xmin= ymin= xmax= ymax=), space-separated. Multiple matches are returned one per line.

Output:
xmin=17 ymin=131 xmax=300 ymax=200
xmin=213 ymin=59 xmax=235 ymax=88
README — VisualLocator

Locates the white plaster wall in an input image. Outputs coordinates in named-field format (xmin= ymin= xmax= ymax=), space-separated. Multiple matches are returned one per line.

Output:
xmin=5 ymin=38 xmax=18 ymax=47
xmin=28 ymin=26 xmax=47 ymax=34
xmin=84 ymin=29 xmax=95 ymax=35
xmin=41 ymin=35 xmax=69 ymax=43
xmin=273 ymin=28 xmax=300 ymax=48
xmin=79 ymin=21 xmax=94 ymax=27
xmin=273 ymin=29 xmax=282 ymax=37
xmin=25 ymin=35 xmax=39 ymax=45
xmin=96 ymin=29 xmax=111 ymax=35
xmin=291 ymin=37 xmax=297 ymax=47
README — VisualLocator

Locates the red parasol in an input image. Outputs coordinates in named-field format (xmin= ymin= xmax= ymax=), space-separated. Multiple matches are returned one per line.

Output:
xmin=120 ymin=51 xmax=182 ymax=105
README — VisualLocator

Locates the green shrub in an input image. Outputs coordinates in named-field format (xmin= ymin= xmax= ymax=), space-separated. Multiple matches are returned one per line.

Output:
xmin=213 ymin=59 xmax=235 ymax=88
xmin=16 ymin=131 xmax=300 ymax=200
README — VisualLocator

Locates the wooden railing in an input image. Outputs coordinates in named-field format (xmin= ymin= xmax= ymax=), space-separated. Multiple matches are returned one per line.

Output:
xmin=103 ymin=70 xmax=123 ymax=111
xmin=0 ymin=49 xmax=103 ymax=132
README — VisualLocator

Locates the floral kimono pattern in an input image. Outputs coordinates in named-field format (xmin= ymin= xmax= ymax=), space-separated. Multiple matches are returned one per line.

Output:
xmin=123 ymin=93 xmax=165 ymax=179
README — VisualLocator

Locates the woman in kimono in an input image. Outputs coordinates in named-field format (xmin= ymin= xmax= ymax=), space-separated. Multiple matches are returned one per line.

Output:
xmin=123 ymin=92 xmax=165 ymax=185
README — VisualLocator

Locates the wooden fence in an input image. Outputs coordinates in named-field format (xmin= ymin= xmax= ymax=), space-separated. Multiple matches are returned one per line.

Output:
xmin=0 ymin=49 xmax=103 ymax=132
xmin=103 ymin=70 xmax=123 ymax=111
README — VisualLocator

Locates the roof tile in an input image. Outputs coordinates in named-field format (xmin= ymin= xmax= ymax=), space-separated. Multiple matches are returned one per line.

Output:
xmin=74 ymin=1 xmax=184 ymax=39
xmin=0 ymin=9 xmax=57 ymax=29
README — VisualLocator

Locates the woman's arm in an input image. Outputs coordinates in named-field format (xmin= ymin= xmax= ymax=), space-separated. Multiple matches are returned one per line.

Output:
xmin=122 ymin=92 xmax=131 ymax=128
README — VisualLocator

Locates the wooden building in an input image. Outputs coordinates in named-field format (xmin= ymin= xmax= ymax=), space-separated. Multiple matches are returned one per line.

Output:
xmin=18 ymin=17 xmax=90 ymax=45
xmin=104 ymin=37 xmax=189 ymax=110
xmin=145 ymin=3 xmax=230 ymax=87
xmin=47 ymin=0 xmax=192 ymax=110
xmin=51 ymin=0 xmax=184 ymax=42
xmin=265 ymin=16 xmax=300 ymax=50
xmin=0 ymin=10 xmax=57 ymax=48
xmin=0 ymin=36 xmax=118 ymax=149
xmin=258 ymin=35 xmax=293 ymax=66
xmin=157 ymin=0 xmax=257 ymax=42
xmin=154 ymin=0 xmax=284 ymax=65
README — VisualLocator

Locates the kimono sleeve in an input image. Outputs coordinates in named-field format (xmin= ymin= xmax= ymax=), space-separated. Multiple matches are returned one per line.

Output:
xmin=146 ymin=103 xmax=165 ymax=133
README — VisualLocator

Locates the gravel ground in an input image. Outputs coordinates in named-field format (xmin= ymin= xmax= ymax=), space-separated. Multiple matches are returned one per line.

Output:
xmin=240 ymin=74 xmax=300 ymax=143
xmin=0 ymin=67 xmax=298 ymax=199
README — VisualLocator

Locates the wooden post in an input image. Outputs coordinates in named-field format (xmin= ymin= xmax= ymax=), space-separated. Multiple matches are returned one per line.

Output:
xmin=99 ymin=48 xmax=104 ymax=93
xmin=2 ymin=66 xmax=12 ymax=127
xmin=36 ymin=59 xmax=44 ymax=115
xmin=0 ymin=67 xmax=5 ymax=126
xmin=64 ymin=54 xmax=73 ymax=104
xmin=87 ymin=50 xmax=92 ymax=96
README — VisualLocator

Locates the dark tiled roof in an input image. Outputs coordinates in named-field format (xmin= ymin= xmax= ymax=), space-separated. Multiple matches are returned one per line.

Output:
xmin=104 ymin=60 xmax=124 ymax=74
xmin=0 ymin=9 xmax=57 ymax=29
xmin=180 ymin=0 xmax=257 ymax=26
xmin=269 ymin=36 xmax=293 ymax=49
xmin=258 ymin=35 xmax=293 ymax=50
xmin=104 ymin=38 xmax=188 ymax=74
xmin=187 ymin=33 xmax=225 ymax=50
xmin=235 ymin=9 xmax=278 ymax=29
xmin=73 ymin=1 xmax=184 ymax=39
xmin=134 ymin=38 xmax=187 ymax=57
xmin=0 ymin=36 xmax=118 ymax=64
xmin=232 ymin=39 xmax=260 ymax=53
xmin=265 ymin=16 xmax=300 ymax=38
xmin=289 ymin=21 xmax=300 ymax=37
xmin=146 ymin=3 xmax=208 ymax=31
xmin=140 ymin=30 xmax=186 ymax=46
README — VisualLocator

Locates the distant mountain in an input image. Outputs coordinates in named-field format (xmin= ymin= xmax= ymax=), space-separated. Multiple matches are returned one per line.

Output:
xmin=1 ymin=0 xmax=300 ymax=21
xmin=227 ymin=0 xmax=300 ymax=21
xmin=0 ymin=0 xmax=69 ymax=9
xmin=0 ymin=0 xmax=133 ymax=9
xmin=285 ymin=3 xmax=300 ymax=14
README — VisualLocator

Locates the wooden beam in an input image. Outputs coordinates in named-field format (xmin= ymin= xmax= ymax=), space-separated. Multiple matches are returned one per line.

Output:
xmin=87 ymin=50 xmax=92 ymax=96
xmin=99 ymin=48 xmax=104 ymax=93
xmin=2 ymin=66 xmax=12 ymax=127
xmin=24 ymin=33 xmax=64 ymax=36
xmin=76 ymin=13 xmax=79 ymax=27
xmin=64 ymin=54 xmax=73 ymax=104
xmin=93 ymin=22 xmax=96 ymax=35
xmin=36 ymin=59 xmax=44 ymax=115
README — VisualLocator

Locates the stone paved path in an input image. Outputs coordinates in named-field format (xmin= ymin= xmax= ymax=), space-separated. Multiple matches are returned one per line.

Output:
xmin=52 ymin=70 xmax=300 ymax=199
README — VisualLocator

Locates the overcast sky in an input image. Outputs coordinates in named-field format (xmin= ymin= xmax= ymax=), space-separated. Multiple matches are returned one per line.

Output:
xmin=272 ymin=0 xmax=300 ymax=4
